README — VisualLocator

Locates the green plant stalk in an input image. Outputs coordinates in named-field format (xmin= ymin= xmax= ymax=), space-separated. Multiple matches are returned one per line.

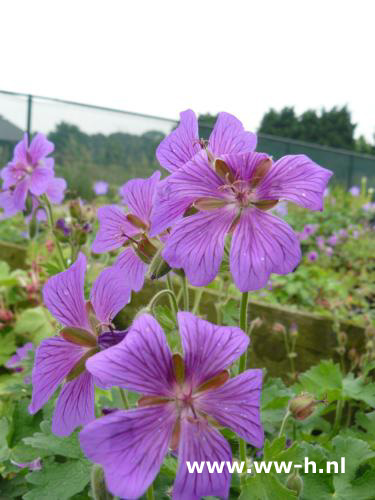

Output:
xmin=182 ymin=275 xmax=190 ymax=311
xmin=166 ymin=275 xmax=178 ymax=316
xmin=278 ymin=410 xmax=291 ymax=438
xmin=148 ymin=289 xmax=179 ymax=318
xmin=237 ymin=292 xmax=249 ymax=485
xmin=43 ymin=196 xmax=67 ymax=270
xmin=192 ymin=288 xmax=204 ymax=315
xmin=146 ymin=484 xmax=155 ymax=500
xmin=332 ymin=399 xmax=344 ymax=435
xmin=118 ymin=388 xmax=130 ymax=409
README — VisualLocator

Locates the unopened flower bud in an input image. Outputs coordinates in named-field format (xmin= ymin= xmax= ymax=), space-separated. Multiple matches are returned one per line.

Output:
xmin=336 ymin=346 xmax=346 ymax=356
xmin=289 ymin=393 xmax=317 ymax=421
xmin=0 ymin=309 xmax=14 ymax=323
xmin=365 ymin=326 xmax=375 ymax=339
xmin=29 ymin=213 xmax=38 ymax=239
xmin=337 ymin=331 xmax=348 ymax=345
xmin=286 ymin=470 xmax=303 ymax=497
xmin=290 ymin=322 xmax=298 ymax=338
xmin=348 ymin=347 xmax=358 ymax=361
xmin=250 ymin=317 xmax=263 ymax=330
xmin=149 ymin=249 xmax=171 ymax=280
xmin=273 ymin=322 xmax=286 ymax=335
xmin=366 ymin=340 xmax=374 ymax=351
xmin=69 ymin=200 xmax=82 ymax=219
xmin=46 ymin=239 xmax=54 ymax=253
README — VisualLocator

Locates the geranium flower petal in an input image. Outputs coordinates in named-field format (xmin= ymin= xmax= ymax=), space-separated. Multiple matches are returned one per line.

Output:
xmin=79 ymin=405 xmax=176 ymax=499
xmin=150 ymin=150 xmax=225 ymax=236
xmin=173 ymin=418 xmax=231 ymax=500
xmin=29 ymin=336 xmax=85 ymax=414
xmin=91 ymin=205 xmax=138 ymax=253
xmin=162 ymin=207 xmax=235 ymax=287
xmin=209 ymin=112 xmax=257 ymax=156
xmin=28 ymin=133 xmax=54 ymax=164
xmin=42 ymin=252 xmax=90 ymax=329
xmin=46 ymin=177 xmax=67 ymax=204
xmin=52 ymin=371 xmax=95 ymax=436
xmin=86 ymin=314 xmax=174 ymax=396
xmin=114 ymin=247 xmax=147 ymax=292
xmin=13 ymin=133 xmax=28 ymax=163
xmin=257 ymin=154 xmax=333 ymax=211
xmin=30 ymin=166 xmax=54 ymax=196
xmin=120 ymin=171 xmax=160 ymax=224
xmin=221 ymin=151 xmax=270 ymax=181
xmin=156 ymin=109 xmax=201 ymax=173
xmin=90 ymin=266 xmax=131 ymax=324
xmin=178 ymin=312 xmax=248 ymax=388
xmin=13 ymin=178 xmax=30 ymax=210
xmin=195 ymin=370 xmax=264 ymax=448
xmin=230 ymin=208 xmax=301 ymax=291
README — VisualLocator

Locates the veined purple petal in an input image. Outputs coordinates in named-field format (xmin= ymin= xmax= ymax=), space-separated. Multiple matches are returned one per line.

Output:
xmin=29 ymin=166 xmax=54 ymax=196
xmin=0 ymin=190 xmax=20 ymax=218
xmin=29 ymin=336 xmax=85 ymax=414
xmin=79 ymin=405 xmax=176 ymax=499
xmin=42 ymin=253 xmax=90 ymax=329
xmin=28 ymin=133 xmax=54 ymax=164
xmin=230 ymin=208 xmax=301 ymax=291
xmin=6 ymin=342 xmax=34 ymax=369
xmin=1 ymin=162 xmax=21 ymax=189
xmin=178 ymin=312 xmax=248 ymax=388
xmin=150 ymin=150 xmax=225 ymax=237
xmin=52 ymin=370 xmax=95 ymax=436
xmin=13 ymin=133 xmax=28 ymax=163
xmin=13 ymin=178 xmax=30 ymax=211
xmin=173 ymin=418 xmax=231 ymax=500
xmin=120 ymin=171 xmax=160 ymax=224
xmin=156 ymin=109 xmax=201 ymax=173
xmin=91 ymin=205 xmax=138 ymax=253
xmin=208 ymin=111 xmax=257 ymax=157
xmin=86 ymin=314 xmax=174 ymax=396
xmin=257 ymin=155 xmax=333 ymax=211
xmin=221 ymin=151 xmax=270 ymax=181
xmin=195 ymin=370 xmax=264 ymax=448
xmin=114 ymin=247 xmax=147 ymax=292
xmin=90 ymin=266 xmax=131 ymax=324
xmin=162 ymin=207 xmax=236 ymax=287
xmin=46 ymin=177 xmax=67 ymax=204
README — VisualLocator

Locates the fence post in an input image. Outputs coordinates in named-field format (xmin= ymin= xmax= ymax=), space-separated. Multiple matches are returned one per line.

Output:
xmin=26 ymin=95 xmax=33 ymax=140
xmin=347 ymin=154 xmax=354 ymax=191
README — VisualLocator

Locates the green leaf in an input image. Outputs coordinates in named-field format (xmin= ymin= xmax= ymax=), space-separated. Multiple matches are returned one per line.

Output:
xmin=239 ymin=473 xmax=297 ymax=500
xmin=297 ymin=360 xmax=342 ymax=402
xmin=0 ymin=333 xmax=16 ymax=365
xmin=23 ymin=421 xmax=85 ymax=459
xmin=14 ymin=307 xmax=55 ymax=343
xmin=24 ymin=459 xmax=91 ymax=500
xmin=0 ymin=416 xmax=10 ymax=461
xmin=261 ymin=378 xmax=294 ymax=434
xmin=343 ymin=374 xmax=375 ymax=407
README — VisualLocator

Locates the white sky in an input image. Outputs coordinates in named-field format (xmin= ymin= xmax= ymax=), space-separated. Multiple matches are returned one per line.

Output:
xmin=1 ymin=0 xmax=374 ymax=140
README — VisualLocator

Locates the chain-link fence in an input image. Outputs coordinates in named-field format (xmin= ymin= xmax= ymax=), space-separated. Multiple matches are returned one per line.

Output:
xmin=1 ymin=90 xmax=374 ymax=199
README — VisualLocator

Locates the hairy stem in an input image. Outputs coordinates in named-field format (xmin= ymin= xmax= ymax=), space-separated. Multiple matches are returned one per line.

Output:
xmin=43 ymin=196 xmax=66 ymax=270
xmin=182 ymin=275 xmax=190 ymax=311
xmin=118 ymin=388 xmax=129 ymax=409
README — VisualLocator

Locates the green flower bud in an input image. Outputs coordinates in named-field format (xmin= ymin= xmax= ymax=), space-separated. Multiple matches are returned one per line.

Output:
xmin=286 ymin=470 xmax=303 ymax=497
xmin=289 ymin=393 xmax=317 ymax=421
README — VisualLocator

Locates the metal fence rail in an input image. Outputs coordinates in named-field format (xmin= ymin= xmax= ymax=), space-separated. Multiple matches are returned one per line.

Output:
xmin=0 ymin=90 xmax=374 ymax=195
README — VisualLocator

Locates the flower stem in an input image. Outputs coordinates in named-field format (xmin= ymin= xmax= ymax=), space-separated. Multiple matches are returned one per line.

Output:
xmin=146 ymin=484 xmax=155 ymax=500
xmin=182 ymin=275 xmax=189 ymax=311
xmin=192 ymin=288 xmax=204 ymax=315
xmin=332 ymin=399 xmax=344 ymax=436
xmin=43 ymin=196 xmax=66 ymax=270
xmin=148 ymin=289 xmax=179 ymax=318
xmin=118 ymin=388 xmax=129 ymax=409
xmin=238 ymin=292 xmax=249 ymax=373
xmin=166 ymin=275 xmax=178 ymax=317
xmin=278 ymin=410 xmax=291 ymax=438
xmin=238 ymin=291 xmax=249 ymax=487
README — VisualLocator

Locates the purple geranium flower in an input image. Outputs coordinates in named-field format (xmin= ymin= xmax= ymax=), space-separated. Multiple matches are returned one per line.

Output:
xmin=307 ymin=251 xmax=318 ymax=262
xmin=6 ymin=342 xmax=34 ymax=372
xmin=328 ymin=234 xmax=338 ymax=246
xmin=349 ymin=186 xmax=360 ymax=197
xmin=151 ymin=150 xmax=332 ymax=291
xmin=93 ymin=181 xmax=109 ymax=196
xmin=11 ymin=458 xmax=42 ymax=471
xmin=80 ymin=312 xmax=263 ymax=499
xmin=156 ymin=110 xmax=257 ymax=173
xmin=92 ymin=171 xmax=162 ymax=291
xmin=316 ymin=236 xmax=325 ymax=250
xmin=1 ymin=134 xmax=55 ymax=211
xmin=29 ymin=253 xmax=131 ymax=436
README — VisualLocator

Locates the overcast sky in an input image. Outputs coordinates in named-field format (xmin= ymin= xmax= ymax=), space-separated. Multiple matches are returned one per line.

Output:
xmin=1 ymin=1 xmax=374 ymax=139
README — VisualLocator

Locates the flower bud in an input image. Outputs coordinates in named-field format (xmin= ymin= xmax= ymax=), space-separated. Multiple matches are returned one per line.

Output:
xmin=337 ymin=331 xmax=348 ymax=345
xmin=29 ymin=213 xmax=38 ymax=239
xmin=348 ymin=347 xmax=358 ymax=361
xmin=69 ymin=200 xmax=82 ymax=219
xmin=290 ymin=322 xmax=298 ymax=338
xmin=365 ymin=326 xmax=375 ymax=339
xmin=336 ymin=346 xmax=346 ymax=356
xmin=90 ymin=464 xmax=112 ymax=500
xmin=273 ymin=322 xmax=286 ymax=335
xmin=286 ymin=470 xmax=303 ymax=497
xmin=149 ymin=249 xmax=171 ymax=280
xmin=289 ymin=393 xmax=317 ymax=421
